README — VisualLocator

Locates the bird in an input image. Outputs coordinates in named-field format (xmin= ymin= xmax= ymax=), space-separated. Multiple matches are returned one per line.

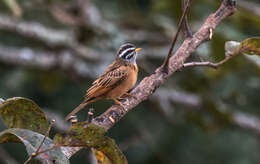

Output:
xmin=65 ymin=43 xmax=141 ymax=121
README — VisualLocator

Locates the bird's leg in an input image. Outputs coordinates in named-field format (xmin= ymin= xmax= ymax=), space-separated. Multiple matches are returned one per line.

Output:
xmin=113 ymin=98 xmax=126 ymax=110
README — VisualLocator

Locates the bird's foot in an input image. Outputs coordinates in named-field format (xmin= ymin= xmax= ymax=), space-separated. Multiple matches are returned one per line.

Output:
xmin=113 ymin=98 xmax=127 ymax=111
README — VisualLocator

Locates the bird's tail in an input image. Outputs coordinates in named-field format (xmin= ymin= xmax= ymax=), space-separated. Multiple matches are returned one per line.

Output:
xmin=65 ymin=101 xmax=90 ymax=121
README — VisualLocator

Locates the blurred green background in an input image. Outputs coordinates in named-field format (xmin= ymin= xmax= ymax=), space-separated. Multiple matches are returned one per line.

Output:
xmin=0 ymin=0 xmax=260 ymax=163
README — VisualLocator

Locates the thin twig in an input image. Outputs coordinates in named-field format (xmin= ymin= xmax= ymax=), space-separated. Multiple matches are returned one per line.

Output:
xmin=161 ymin=0 xmax=192 ymax=73
xmin=183 ymin=55 xmax=232 ymax=69
xmin=24 ymin=144 xmax=60 ymax=164
xmin=35 ymin=120 xmax=55 ymax=154
xmin=182 ymin=0 xmax=193 ymax=38
xmin=23 ymin=156 xmax=33 ymax=164
xmin=24 ymin=120 xmax=55 ymax=164
xmin=36 ymin=145 xmax=60 ymax=155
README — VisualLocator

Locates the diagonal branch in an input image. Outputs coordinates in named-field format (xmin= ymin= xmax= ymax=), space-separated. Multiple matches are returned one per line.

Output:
xmin=0 ymin=45 xmax=106 ymax=79
xmin=0 ymin=14 xmax=101 ymax=60
xmin=92 ymin=0 xmax=236 ymax=130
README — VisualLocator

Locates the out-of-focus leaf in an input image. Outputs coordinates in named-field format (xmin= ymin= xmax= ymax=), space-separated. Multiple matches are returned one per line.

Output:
xmin=238 ymin=37 xmax=260 ymax=56
xmin=54 ymin=123 xmax=127 ymax=164
xmin=0 ymin=128 xmax=69 ymax=164
xmin=0 ymin=97 xmax=49 ymax=135
xmin=3 ymin=0 xmax=22 ymax=17
xmin=225 ymin=41 xmax=240 ymax=56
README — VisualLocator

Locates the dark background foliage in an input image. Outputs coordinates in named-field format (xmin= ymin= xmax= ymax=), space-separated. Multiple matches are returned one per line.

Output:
xmin=0 ymin=0 xmax=260 ymax=163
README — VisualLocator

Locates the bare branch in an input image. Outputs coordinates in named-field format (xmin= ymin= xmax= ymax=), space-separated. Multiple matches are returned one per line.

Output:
xmin=91 ymin=0 xmax=236 ymax=130
xmin=0 ymin=45 xmax=106 ymax=79
xmin=232 ymin=111 xmax=260 ymax=136
xmin=183 ymin=55 xmax=233 ymax=69
xmin=0 ymin=14 xmax=101 ymax=60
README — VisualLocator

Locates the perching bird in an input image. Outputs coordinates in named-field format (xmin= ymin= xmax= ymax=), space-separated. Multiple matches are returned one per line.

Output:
xmin=65 ymin=43 xmax=141 ymax=121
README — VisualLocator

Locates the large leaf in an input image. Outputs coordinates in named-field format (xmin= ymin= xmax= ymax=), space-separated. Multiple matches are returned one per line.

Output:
xmin=0 ymin=97 xmax=49 ymax=134
xmin=0 ymin=128 xmax=69 ymax=164
xmin=54 ymin=123 xmax=128 ymax=164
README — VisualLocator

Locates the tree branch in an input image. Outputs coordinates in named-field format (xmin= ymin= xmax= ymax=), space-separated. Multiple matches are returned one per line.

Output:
xmin=232 ymin=111 xmax=260 ymax=136
xmin=92 ymin=0 xmax=236 ymax=130
xmin=0 ymin=45 xmax=107 ymax=79
xmin=0 ymin=14 xmax=101 ymax=60
xmin=183 ymin=55 xmax=233 ymax=69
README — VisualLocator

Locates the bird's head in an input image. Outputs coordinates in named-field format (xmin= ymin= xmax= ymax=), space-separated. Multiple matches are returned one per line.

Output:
xmin=117 ymin=43 xmax=141 ymax=64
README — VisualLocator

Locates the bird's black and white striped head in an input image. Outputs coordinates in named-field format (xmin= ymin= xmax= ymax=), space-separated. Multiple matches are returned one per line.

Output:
xmin=117 ymin=43 xmax=141 ymax=64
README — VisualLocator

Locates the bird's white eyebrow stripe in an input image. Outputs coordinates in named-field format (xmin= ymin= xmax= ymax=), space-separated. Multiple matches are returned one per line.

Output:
xmin=119 ymin=47 xmax=135 ymax=58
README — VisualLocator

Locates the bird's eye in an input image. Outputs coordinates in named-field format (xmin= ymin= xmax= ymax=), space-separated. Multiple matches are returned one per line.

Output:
xmin=126 ymin=53 xmax=134 ymax=60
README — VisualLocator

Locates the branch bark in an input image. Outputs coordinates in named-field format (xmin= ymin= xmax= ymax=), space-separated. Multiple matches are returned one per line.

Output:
xmin=92 ymin=0 xmax=236 ymax=130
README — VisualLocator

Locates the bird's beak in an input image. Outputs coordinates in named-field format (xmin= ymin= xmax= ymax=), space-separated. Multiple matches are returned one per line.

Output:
xmin=134 ymin=48 xmax=142 ymax=52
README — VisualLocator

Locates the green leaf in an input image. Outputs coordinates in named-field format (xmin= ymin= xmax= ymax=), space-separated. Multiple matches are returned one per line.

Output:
xmin=0 ymin=128 xmax=69 ymax=164
xmin=54 ymin=123 xmax=128 ymax=164
xmin=238 ymin=37 xmax=260 ymax=56
xmin=0 ymin=97 xmax=49 ymax=134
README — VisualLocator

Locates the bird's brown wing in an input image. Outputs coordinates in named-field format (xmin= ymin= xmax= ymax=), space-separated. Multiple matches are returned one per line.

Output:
xmin=85 ymin=62 xmax=128 ymax=100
